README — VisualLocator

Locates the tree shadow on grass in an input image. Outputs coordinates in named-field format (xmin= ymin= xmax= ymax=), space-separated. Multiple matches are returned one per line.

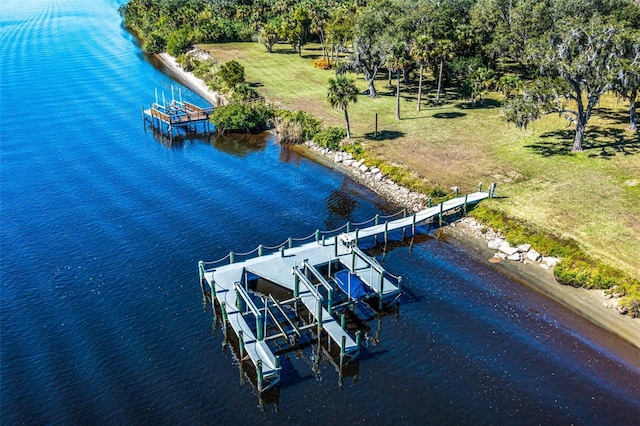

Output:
xmin=363 ymin=130 xmax=406 ymax=141
xmin=433 ymin=112 xmax=466 ymax=119
xmin=455 ymin=99 xmax=502 ymax=109
xmin=526 ymin=127 xmax=640 ymax=157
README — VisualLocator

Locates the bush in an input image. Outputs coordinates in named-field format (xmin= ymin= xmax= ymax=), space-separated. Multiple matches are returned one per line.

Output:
xmin=274 ymin=110 xmax=322 ymax=143
xmin=314 ymin=126 xmax=346 ymax=149
xmin=166 ymin=26 xmax=194 ymax=56
xmin=218 ymin=60 xmax=246 ymax=89
xmin=210 ymin=103 xmax=273 ymax=133
xmin=429 ymin=185 xmax=447 ymax=199
xmin=312 ymin=58 xmax=333 ymax=70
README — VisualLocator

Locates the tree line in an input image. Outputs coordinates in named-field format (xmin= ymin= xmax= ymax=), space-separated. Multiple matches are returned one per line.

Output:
xmin=120 ymin=0 xmax=640 ymax=151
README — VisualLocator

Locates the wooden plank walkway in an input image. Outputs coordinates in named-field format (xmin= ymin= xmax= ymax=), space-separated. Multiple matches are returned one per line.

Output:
xmin=199 ymin=188 xmax=494 ymax=392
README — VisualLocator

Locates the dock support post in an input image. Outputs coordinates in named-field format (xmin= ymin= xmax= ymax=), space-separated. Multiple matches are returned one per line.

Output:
xmin=351 ymin=251 xmax=356 ymax=272
xmin=328 ymin=290 xmax=333 ymax=315
xmin=316 ymin=300 xmax=323 ymax=335
xmin=257 ymin=315 xmax=264 ymax=341
xmin=463 ymin=194 xmax=468 ymax=214
xmin=221 ymin=301 xmax=228 ymax=324
xmin=334 ymin=236 xmax=338 ymax=257
xmin=478 ymin=182 xmax=483 ymax=192
xmin=346 ymin=221 xmax=350 ymax=233
xmin=280 ymin=246 xmax=285 ymax=257
xmin=288 ymin=237 xmax=293 ymax=249
xmin=340 ymin=314 xmax=346 ymax=329
xmin=384 ymin=221 xmax=389 ymax=244
xmin=355 ymin=228 xmax=359 ymax=245
xmin=238 ymin=330 xmax=245 ymax=359
xmin=356 ymin=330 xmax=361 ymax=349
xmin=403 ymin=207 xmax=407 ymax=218
xmin=427 ymin=198 xmax=432 ymax=208
xmin=340 ymin=335 xmax=346 ymax=365
xmin=375 ymin=214 xmax=379 ymax=225
xmin=293 ymin=273 xmax=299 ymax=298
xmin=256 ymin=360 xmax=263 ymax=392
xmin=229 ymin=251 xmax=235 ymax=264
xmin=489 ymin=182 xmax=497 ymax=198
xmin=439 ymin=202 xmax=443 ymax=227
xmin=258 ymin=244 xmax=263 ymax=256
xmin=236 ymin=287 xmax=244 ymax=312
xmin=412 ymin=214 xmax=417 ymax=234
xmin=379 ymin=274 xmax=384 ymax=310
xmin=315 ymin=230 xmax=320 ymax=243
xmin=454 ymin=187 xmax=459 ymax=197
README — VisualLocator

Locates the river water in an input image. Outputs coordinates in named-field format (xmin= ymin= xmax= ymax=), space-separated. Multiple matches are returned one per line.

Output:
xmin=1 ymin=1 xmax=639 ymax=424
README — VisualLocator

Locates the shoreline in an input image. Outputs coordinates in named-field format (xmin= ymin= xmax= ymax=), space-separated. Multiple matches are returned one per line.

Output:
xmin=154 ymin=51 xmax=639 ymax=351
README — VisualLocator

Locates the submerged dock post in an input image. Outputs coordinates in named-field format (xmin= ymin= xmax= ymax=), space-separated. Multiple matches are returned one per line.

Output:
xmin=238 ymin=330 xmax=245 ymax=359
xmin=384 ymin=221 xmax=389 ymax=244
xmin=257 ymin=360 xmax=264 ymax=392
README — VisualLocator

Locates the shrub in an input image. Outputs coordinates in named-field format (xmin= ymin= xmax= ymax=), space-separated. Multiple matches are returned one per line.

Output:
xmin=312 ymin=58 xmax=333 ymax=70
xmin=274 ymin=110 xmax=322 ymax=143
xmin=314 ymin=126 xmax=346 ymax=149
xmin=166 ymin=26 xmax=194 ymax=56
xmin=429 ymin=185 xmax=447 ymax=199
xmin=218 ymin=60 xmax=246 ymax=89
xmin=210 ymin=102 xmax=273 ymax=133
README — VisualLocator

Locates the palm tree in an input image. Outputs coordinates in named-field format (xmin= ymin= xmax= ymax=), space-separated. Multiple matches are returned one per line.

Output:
xmin=386 ymin=42 xmax=412 ymax=120
xmin=432 ymin=39 xmax=454 ymax=105
xmin=411 ymin=35 xmax=433 ymax=111
xmin=327 ymin=74 xmax=359 ymax=138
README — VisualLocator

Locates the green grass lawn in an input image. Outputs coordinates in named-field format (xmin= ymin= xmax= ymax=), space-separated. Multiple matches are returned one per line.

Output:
xmin=199 ymin=41 xmax=640 ymax=279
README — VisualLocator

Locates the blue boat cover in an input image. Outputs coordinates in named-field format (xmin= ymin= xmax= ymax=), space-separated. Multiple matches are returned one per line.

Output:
xmin=334 ymin=270 xmax=371 ymax=299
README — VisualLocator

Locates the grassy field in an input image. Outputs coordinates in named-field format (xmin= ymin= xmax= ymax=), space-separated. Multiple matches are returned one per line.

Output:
xmin=199 ymin=41 xmax=640 ymax=280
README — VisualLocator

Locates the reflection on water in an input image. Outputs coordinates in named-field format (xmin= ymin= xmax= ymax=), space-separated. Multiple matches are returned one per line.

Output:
xmin=148 ymin=124 xmax=269 ymax=156
xmin=210 ymin=132 xmax=268 ymax=157
xmin=324 ymin=188 xmax=359 ymax=229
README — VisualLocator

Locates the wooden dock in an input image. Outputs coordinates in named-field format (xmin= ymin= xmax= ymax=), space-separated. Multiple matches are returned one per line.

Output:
xmin=199 ymin=188 xmax=495 ymax=393
xmin=142 ymin=87 xmax=213 ymax=136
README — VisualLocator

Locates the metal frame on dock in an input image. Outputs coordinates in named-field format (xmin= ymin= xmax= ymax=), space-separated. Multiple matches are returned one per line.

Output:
xmin=142 ymin=86 xmax=214 ymax=137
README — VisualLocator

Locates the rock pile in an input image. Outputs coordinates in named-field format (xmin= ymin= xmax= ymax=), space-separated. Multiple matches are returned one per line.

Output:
xmin=458 ymin=217 xmax=561 ymax=269
xmin=306 ymin=142 xmax=429 ymax=211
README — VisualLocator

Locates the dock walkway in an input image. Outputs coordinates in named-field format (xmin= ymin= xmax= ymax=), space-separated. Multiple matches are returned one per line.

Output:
xmin=199 ymin=189 xmax=494 ymax=392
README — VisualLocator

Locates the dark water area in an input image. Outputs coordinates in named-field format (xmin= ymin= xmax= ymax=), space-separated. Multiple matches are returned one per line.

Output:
xmin=1 ymin=1 xmax=639 ymax=424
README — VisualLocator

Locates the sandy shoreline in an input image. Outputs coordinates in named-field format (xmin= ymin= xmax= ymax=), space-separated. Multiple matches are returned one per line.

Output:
xmin=155 ymin=51 xmax=639 ymax=351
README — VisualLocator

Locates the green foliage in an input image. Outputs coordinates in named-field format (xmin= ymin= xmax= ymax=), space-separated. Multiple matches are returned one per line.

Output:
xmin=209 ymin=103 xmax=273 ymax=133
xmin=217 ymin=60 xmax=246 ymax=89
xmin=231 ymin=83 xmax=259 ymax=102
xmin=503 ymin=95 xmax=540 ymax=129
xmin=429 ymin=185 xmax=447 ymax=199
xmin=314 ymin=126 xmax=346 ymax=149
xmin=166 ymin=26 xmax=194 ymax=56
xmin=497 ymin=75 xmax=523 ymax=98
